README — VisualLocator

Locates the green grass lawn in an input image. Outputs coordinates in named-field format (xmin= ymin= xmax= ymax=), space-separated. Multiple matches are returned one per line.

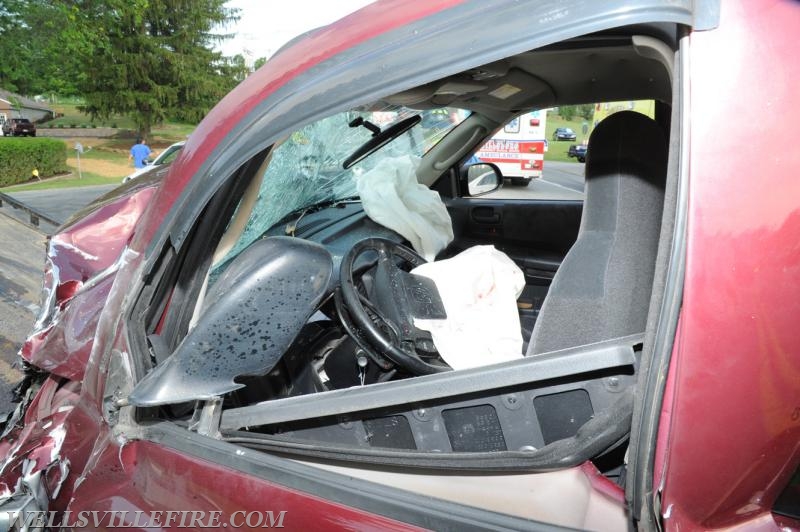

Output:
xmin=0 ymin=101 xmax=196 ymax=191
xmin=152 ymin=122 xmax=195 ymax=139
xmin=74 ymin=147 xmax=128 ymax=161
xmin=102 ymin=137 xmax=183 ymax=152
xmin=42 ymin=103 xmax=196 ymax=142
xmin=44 ymin=103 xmax=138 ymax=129
xmin=544 ymin=112 xmax=590 ymax=163
xmin=1 ymin=172 xmax=123 ymax=192
xmin=0 ymin=139 xmax=139 ymax=192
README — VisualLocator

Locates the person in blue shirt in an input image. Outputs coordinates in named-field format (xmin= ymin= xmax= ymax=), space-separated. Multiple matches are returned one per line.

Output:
xmin=129 ymin=138 xmax=152 ymax=169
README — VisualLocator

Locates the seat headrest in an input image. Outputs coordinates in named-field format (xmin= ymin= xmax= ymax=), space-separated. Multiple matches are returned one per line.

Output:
xmin=580 ymin=111 xmax=667 ymax=233
xmin=586 ymin=110 xmax=667 ymax=179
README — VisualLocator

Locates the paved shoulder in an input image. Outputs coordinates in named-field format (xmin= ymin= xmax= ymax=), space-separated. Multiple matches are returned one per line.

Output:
xmin=0 ymin=182 xmax=118 ymax=407
xmin=0 ymin=214 xmax=46 ymax=407
xmin=5 ymin=184 xmax=119 ymax=226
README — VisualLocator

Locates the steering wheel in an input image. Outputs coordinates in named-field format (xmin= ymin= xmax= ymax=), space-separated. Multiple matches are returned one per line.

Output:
xmin=338 ymin=238 xmax=449 ymax=375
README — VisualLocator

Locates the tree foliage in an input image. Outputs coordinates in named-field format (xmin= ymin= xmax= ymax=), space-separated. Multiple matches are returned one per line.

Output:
xmin=223 ymin=54 xmax=251 ymax=86
xmin=556 ymin=106 xmax=572 ymax=121
xmin=558 ymin=104 xmax=594 ymax=122
xmin=78 ymin=0 xmax=242 ymax=136
xmin=576 ymin=104 xmax=594 ymax=121
xmin=1 ymin=0 xmax=245 ymax=135
xmin=0 ymin=0 xmax=94 ymax=95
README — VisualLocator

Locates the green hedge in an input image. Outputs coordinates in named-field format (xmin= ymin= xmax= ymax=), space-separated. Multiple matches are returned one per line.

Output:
xmin=0 ymin=138 xmax=68 ymax=187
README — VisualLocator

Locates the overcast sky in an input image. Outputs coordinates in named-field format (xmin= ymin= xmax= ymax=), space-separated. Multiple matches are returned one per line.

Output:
xmin=219 ymin=0 xmax=375 ymax=64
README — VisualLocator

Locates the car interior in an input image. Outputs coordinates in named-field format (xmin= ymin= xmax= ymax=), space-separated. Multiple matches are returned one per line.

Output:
xmin=128 ymin=23 xmax=680 ymax=509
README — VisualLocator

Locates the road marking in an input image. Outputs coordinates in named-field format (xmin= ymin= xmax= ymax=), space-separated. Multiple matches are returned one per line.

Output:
xmin=539 ymin=177 xmax=584 ymax=194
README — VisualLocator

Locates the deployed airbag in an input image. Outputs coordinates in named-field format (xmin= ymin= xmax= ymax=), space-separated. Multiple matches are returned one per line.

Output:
xmin=356 ymin=155 xmax=453 ymax=261
xmin=411 ymin=246 xmax=525 ymax=369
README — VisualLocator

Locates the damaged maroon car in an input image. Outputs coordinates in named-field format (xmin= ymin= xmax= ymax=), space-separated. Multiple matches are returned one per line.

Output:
xmin=1 ymin=0 xmax=799 ymax=530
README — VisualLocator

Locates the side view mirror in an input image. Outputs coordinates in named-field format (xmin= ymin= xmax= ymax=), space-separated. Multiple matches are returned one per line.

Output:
xmin=466 ymin=162 xmax=503 ymax=196
xmin=127 ymin=237 xmax=333 ymax=407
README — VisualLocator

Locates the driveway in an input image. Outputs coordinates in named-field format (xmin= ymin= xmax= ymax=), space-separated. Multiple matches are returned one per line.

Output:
xmin=2 ymin=184 xmax=119 ymax=231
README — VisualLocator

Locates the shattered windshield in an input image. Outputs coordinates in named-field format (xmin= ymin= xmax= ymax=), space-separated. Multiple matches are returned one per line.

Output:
xmin=212 ymin=105 xmax=468 ymax=275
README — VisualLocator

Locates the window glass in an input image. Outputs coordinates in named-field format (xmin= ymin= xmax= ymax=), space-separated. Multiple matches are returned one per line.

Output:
xmin=211 ymin=105 xmax=468 ymax=278
xmin=158 ymin=145 xmax=183 ymax=165
xmin=468 ymin=102 xmax=655 ymax=201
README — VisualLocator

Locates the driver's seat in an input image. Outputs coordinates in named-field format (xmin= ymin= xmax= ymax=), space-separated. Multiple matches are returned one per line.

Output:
xmin=526 ymin=111 xmax=668 ymax=356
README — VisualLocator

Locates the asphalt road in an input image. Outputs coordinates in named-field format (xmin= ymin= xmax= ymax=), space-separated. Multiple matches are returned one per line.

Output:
xmin=486 ymin=160 xmax=585 ymax=200
xmin=542 ymin=160 xmax=586 ymax=192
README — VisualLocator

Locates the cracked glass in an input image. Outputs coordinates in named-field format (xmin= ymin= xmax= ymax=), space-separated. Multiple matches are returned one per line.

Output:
xmin=211 ymin=105 xmax=468 ymax=278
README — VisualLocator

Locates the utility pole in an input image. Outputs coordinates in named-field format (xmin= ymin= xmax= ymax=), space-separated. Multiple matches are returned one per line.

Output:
xmin=75 ymin=142 xmax=84 ymax=179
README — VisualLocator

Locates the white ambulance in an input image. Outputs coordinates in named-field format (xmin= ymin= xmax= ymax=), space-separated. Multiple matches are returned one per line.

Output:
xmin=475 ymin=109 xmax=547 ymax=186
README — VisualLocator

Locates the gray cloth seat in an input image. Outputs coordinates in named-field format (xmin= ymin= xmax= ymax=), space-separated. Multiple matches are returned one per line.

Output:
xmin=526 ymin=111 xmax=667 ymax=356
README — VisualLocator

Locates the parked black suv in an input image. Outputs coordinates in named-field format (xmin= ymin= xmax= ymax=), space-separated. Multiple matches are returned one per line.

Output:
xmin=2 ymin=118 xmax=36 ymax=137
xmin=567 ymin=144 xmax=587 ymax=162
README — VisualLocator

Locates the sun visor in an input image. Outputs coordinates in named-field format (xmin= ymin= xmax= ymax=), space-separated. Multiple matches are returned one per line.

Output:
xmin=470 ymin=69 xmax=555 ymax=111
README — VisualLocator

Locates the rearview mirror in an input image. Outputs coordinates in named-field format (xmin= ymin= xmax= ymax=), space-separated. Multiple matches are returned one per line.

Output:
xmin=466 ymin=162 xmax=502 ymax=196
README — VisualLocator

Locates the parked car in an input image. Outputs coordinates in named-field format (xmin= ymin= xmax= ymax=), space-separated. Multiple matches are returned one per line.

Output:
xmin=552 ymin=126 xmax=576 ymax=141
xmin=122 ymin=140 xmax=185 ymax=182
xmin=1 ymin=118 xmax=36 ymax=137
xmin=1 ymin=1 xmax=798 ymax=531
xmin=568 ymin=144 xmax=588 ymax=162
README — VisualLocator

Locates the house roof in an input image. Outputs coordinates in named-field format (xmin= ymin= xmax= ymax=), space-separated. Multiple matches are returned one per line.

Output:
xmin=0 ymin=89 xmax=53 ymax=112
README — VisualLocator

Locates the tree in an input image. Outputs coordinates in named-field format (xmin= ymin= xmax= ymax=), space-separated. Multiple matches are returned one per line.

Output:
xmin=577 ymin=104 xmax=594 ymax=121
xmin=253 ymin=57 xmax=267 ymax=71
xmin=0 ymin=1 xmax=92 ymax=96
xmin=558 ymin=105 xmax=576 ymax=121
xmin=217 ymin=54 xmax=251 ymax=91
xmin=557 ymin=104 xmax=594 ymax=123
xmin=0 ymin=0 xmax=33 ymax=93
xmin=78 ymin=0 xmax=240 ymax=136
